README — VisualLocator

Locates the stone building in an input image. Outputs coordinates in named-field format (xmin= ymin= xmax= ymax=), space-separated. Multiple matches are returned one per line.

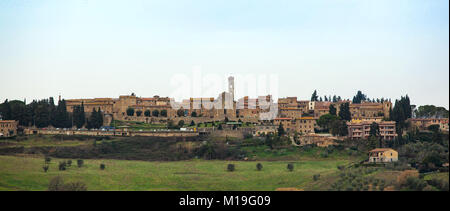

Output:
xmin=274 ymin=117 xmax=295 ymax=133
xmin=298 ymin=100 xmax=310 ymax=113
xmin=313 ymin=101 xmax=331 ymax=118
xmin=0 ymin=120 xmax=19 ymax=137
xmin=66 ymin=98 xmax=114 ymax=113
xmin=348 ymin=101 xmax=392 ymax=119
xmin=277 ymin=97 xmax=308 ymax=118
xmin=279 ymin=108 xmax=303 ymax=119
xmin=236 ymin=95 xmax=272 ymax=119
xmin=66 ymin=94 xmax=177 ymax=122
xmin=273 ymin=117 xmax=317 ymax=134
xmin=295 ymin=117 xmax=317 ymax=134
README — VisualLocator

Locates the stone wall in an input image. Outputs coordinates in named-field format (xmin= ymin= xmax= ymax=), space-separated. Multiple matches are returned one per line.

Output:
xmin=115 ymin=115 xmax=261 ymax=125
xmin=297 ymin=134 xmax=338 ymax=147
xmin=24 ymin=128 xmax=199 ymax=137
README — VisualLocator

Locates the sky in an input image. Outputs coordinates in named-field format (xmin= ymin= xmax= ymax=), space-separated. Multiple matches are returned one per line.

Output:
xmin=0 ymin=0 xmax=448 ymax=108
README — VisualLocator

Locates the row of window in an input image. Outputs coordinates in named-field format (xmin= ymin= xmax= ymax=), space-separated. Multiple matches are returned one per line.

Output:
xmin=0 ymin=124 xmax=15 ymax=128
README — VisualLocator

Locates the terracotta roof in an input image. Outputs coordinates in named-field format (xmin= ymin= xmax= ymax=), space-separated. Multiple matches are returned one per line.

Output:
xmin=369 ymin=148 xmax=396 ymax=152
xmin=140 ymin=98 xmax=156 ymax=101
xmin=280 ymin=108 xmax=302 ymax=110
xmin=275 ymin=118 xmax=293 ymax=120
xmin=298 ymin=117 xmax=315 ymax=120
xmin=0 ymin=120 xmax=17 ymax=123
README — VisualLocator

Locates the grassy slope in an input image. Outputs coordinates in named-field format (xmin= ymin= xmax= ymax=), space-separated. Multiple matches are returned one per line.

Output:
xmin=0 ymin=136 xmax=95 ymax=149
xmin=0 ymin=155 xmax=350 ymax=191
xmin=241 ymin=145 xmax=366 ymax=161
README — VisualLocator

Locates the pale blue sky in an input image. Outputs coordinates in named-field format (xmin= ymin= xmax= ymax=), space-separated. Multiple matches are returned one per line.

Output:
xmin=0 ymin=0 xmax=448 ymax=108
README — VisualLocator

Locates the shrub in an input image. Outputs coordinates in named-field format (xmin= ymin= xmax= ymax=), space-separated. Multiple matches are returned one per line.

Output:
xmin=48 ymin=176 xmax=87 ymax=191
xmin=100 ymin=163 xmax=105 ymax=170
xmin=397 ymin=170 xmax=419 ymax=186
xmin=77 ymin=159 xmax=84 ymax=168
xmin=287 ymin=163 xmax=294 ymax=172
xmin=313 ymin=174 xmax=321 ymax=181
xmin=67 ymin=160 xmax=72 ymax=167
xmin=256 ymin=163 xmax=263 ymax=171
xmin=378 ymin=183 xmax=385 ymax=191
xmin=178 ymin=120 xmax=185 ymax=128
xmin=427 ymin=178 xmax=449 ymax=191
xmin=58 ymin=161 xmax=67 ymax=171
xmin=337 ymin=165 xmax=345 ymax=170
xmin=43 ymin=165 xmax=49 ymax=172
xmin=64 ymin=182 xmax=87 ymax=191
xmin=227 ymin=164 xmax=235 ymax=172
xmin=45 ymin=156 xmax=51 ymax=164
xmin=422 ymin=185 xmax=435 ymax=191
xmin=48 ymin=176 xmax=65 ymax=191
xmin=403 ymin=177 xmax=427 ymax=191
xmin=244 ymin=133 xmax=253 ymax=139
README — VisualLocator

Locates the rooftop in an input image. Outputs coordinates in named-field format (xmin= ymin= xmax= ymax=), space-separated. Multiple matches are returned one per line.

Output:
xmin=0 ymin=120 xmax=18 ymax=123
xmin=369 ymin=148 xmax=396 ymax=153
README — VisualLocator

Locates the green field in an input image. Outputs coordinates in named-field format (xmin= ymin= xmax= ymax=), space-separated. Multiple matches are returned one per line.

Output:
xmin=0 ymin=155 xmax=350 ymax=191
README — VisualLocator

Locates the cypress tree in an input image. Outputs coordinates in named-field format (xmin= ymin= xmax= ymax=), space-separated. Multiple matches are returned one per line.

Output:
xmin=0 ymin=100 xmax=12 ymax=120
xmin=55 ymin=99 xmax=71 ymax=128
xmin=49 ymin=97 xmax=57 ymax=127
xmin=92 ymin=108 xmax=98 ymax=128
xmin=311 ymin=90 xmax=319 ymax=101
xmin=329 ymin=104 xmax=337 ymax=116
xmin=277 ymin=123 xmax=285 ymax=136
xmin=97 ymin=108 xmax=103 ymax=128
xmin=338 ymin=103 xmax=351 ymax=121
xmin=73 ymin=102 xmax=86 ymax=128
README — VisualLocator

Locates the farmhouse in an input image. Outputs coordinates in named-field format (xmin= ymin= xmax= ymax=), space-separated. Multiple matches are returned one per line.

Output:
xmin=0 ymin=120 xmax=19 ymax=137
xmin=368 ymin=148 xmax=398 ymax=163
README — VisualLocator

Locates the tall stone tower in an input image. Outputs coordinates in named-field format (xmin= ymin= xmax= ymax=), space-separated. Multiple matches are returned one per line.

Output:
xmin=228 ymin=76 xmax=235 ymax=102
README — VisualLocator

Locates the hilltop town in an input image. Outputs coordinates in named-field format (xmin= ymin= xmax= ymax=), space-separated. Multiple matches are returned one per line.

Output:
xmin=2 ymin=77 xmax=447 ymax=143
xmin=0 ymin=77 xmax=449 ymax=191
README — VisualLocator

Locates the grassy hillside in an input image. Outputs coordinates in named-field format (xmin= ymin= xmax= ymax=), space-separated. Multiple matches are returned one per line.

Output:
xmin=0 ymin=155 xmax=350 ymax=191
xmin=0 ymin=135 xmax=104 ymax=149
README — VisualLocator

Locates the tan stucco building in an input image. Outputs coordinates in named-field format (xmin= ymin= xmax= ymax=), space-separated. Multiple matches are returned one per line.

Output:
xmin=369 ymin=148 xmax=398 ymax=163
xmin=0 ymin=120 xmax=19 ymax=137
xmin=347 ymin=121 xmax=397 ymax=140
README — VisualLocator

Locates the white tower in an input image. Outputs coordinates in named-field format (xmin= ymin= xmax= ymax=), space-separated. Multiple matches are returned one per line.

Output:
xmin=228 ymin=76 xmax=235 ymax=102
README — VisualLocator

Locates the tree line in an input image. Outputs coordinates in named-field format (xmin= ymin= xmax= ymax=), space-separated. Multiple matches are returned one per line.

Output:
xmin=0 ymin=98 xmax=103 ymax=129
xmin=126 ymin=107 xmax=168 ymax=117
xmin=311 ymin=90 xmax=391 ymax=103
